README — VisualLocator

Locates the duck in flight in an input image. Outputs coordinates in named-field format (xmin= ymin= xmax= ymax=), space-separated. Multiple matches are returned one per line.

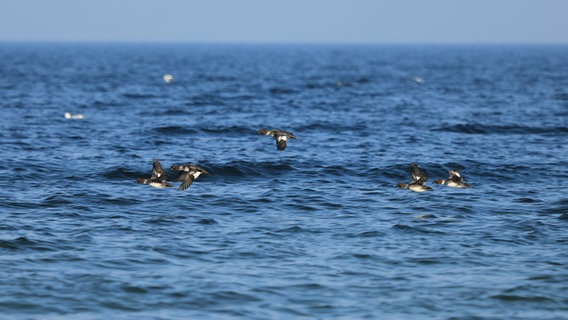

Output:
xmin=169 ymin=164 xmax=209 ymax=191
xmin=257 ymin=128 xmax=297 ymax=151
xmin=396 ymin=162 xmax=433 ymax=192
xmin=433 ymin=169 xmax=470 ymax=188
xmin=136 ymin=159 xmax=172 ymax=188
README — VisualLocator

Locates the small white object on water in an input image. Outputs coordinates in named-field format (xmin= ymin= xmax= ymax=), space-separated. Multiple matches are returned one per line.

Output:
xmin=413 ymin=76 xmax=425 ymax=84
xmin=65 ymin=112 xmax=84 ymax=119
xmin=163 ymin=74 xmax=174 ymax=83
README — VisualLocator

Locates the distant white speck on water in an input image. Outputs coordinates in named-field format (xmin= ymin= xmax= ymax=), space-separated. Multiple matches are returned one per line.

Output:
xmin=163 ymin=74 xmax=174 ymax=83
xmin=64 ymin=112 xmax=84 ymax=119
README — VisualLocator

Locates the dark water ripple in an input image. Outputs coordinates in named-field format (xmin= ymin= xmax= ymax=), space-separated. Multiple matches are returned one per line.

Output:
xmin=433 ymin=123 xmax=568 ymax=135
xmin=0 ymin=43 xmax=567 ymax=319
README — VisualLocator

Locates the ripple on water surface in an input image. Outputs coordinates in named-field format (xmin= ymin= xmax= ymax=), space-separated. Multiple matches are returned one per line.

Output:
xmin=1 ymin=44 xmax=568 ymax=319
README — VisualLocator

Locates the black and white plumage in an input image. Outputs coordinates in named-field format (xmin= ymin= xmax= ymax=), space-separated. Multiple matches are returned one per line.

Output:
xmin=256 ymin=128 xmax=297 ymax=151
xmin=410 ymin=162 xmax=428 ymax=185
xmin=136 ymin=159 xmax=172 ymax=188
xmin=433 ymin=169 xmax=470 ymax=188
xmin=396 ymin=163 xmax=433 ymax=192
xmin=169 ymin=164 xmax=209 ymax=191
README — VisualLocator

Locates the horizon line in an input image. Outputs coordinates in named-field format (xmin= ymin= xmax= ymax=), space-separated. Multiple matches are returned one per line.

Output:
xmin=1 ymin=39 xmax=568 ymax=46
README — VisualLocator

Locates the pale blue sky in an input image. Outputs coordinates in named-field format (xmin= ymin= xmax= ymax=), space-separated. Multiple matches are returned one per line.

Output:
xmin=1 ymin=0 xmax=567 ymax=44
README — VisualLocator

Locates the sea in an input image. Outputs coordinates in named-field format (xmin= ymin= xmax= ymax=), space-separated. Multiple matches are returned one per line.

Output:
xmin=0 ymin=43 xmax=567 ymax=320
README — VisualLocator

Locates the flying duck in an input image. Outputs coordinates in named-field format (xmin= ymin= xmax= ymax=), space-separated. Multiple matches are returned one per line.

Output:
xmin=257 ymin=128 xmax=297 ymax=151
xmin=136 ymin=159 xmax=172 ymax=188
xmin=433 ymin=169 xmax=470 ymax=188
xmin=396 ymin=162 xmax=433 ymax=192
xmin=169 ymin=164 xmax=209 ymax=191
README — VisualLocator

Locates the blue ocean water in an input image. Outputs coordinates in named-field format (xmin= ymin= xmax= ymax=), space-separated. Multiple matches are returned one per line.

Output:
xmin=0 ymin=43 xmax=567 ymax=319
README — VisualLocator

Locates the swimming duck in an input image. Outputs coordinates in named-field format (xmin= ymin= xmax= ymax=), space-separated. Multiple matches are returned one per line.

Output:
xmin=64 ymin=112 xmax=85 ymax=119
xmin=396 ymin=162 xmax=433 ymax=192
xmin=433 ymin=169 xmax=470 ymax=188
xmin=136 ymin=159 xmax=172 ymax=188
xmin=257 ymin=128 xmax=297 ymax=151
xmin=169 ymin=164 xmax=209 ymax=191
xmin=162 ymin=74 xmax=174 ymax=83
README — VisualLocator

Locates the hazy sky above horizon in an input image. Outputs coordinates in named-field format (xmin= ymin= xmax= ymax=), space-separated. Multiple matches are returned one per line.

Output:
xmin=1 ymin=0 xmax=567 ymax=44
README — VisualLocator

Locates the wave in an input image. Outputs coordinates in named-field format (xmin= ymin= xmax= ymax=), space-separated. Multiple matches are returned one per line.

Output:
xmin=391 ymin=223 xmax=447 ymax=235
xmin=432 ymin=123 xmax=568 ymax=135
xmin=100 ymin=160 xmax=297 ymax=185
xmin=0 ymin=236 xmax=35 ymax=250
xmin=201 ymin=125 xmax=253 ymax=135
xmin=152 ymin=125 xmax=256 ymax=136
xmin=268 ymin=86 xmax=299 ymax=95
xmin=122 ymin=93 xmax=158 ymax=99
xmin=152 ymin=125 xmax=198 ymax=135
xmin=102 ymin=167 xmax=139 ymax=180
xmin=138 ymin=108 xmax=193 ymax=117
xmin=0 ymin=236 xmax=77 ymax=252
xmin=295 ymin=121 xmax=368 ymax=133
xmin=206 ymin=160 xmax=295 ymax=178
xmin=151 ymin=125 xmax=255 ymax=135
xmin=185 ymin=94 xmax=226 ymax=107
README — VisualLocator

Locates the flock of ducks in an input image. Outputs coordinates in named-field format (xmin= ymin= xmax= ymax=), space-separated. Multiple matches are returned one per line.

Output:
xmin=136 ymin=159 xmax=209 ymax=191
xmin=396 ymin=163 xmax=470 ymax=192
xmin=136 ymin=128 xmax=294 ymax=191
xmin=137 ymin=129 xmax=470 ymax=192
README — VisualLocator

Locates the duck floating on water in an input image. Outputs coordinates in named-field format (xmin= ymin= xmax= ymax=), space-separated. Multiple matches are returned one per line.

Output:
xmin=136 ymin=159 xmax=172 ymax=188
xmin=257 ymin=128 xmax=297 ymax=151
xmin=162 ymin=74 xmax=174 ymax=83
xmin=433 ymin=169 xmax=470 ymax=188
xmin=64 ymin=112 xmax=84 ymax=119
xmin=170 ymin=164 xmax=209 ymax=191
xmin=396 ymin=162 xmax=433 ymax=192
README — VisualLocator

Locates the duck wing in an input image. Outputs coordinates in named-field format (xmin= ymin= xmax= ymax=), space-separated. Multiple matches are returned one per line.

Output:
xmin=448 ymin=169 xmax=461 ymax=179
xmin=276 ymin=136 xmax=288 ymax=150
xmin=174 ymin=171 xmax=187 ymax=182
xmin=281 ymin=130 xmax=297 ymax=139
xmin=410 ymin=163 xmax=428 ymax=184
xmin=178 ymin=172 xmax=195 ymax=191
xmin=151 ymin=159 xmax=168 ymax=181
xmin=194 ymin=166 xmax=209 ymax=175
xmin=416 ymin=173 xmax=428 ymax=185
xmin=449 ymin=174 xmax=464 ymax=184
